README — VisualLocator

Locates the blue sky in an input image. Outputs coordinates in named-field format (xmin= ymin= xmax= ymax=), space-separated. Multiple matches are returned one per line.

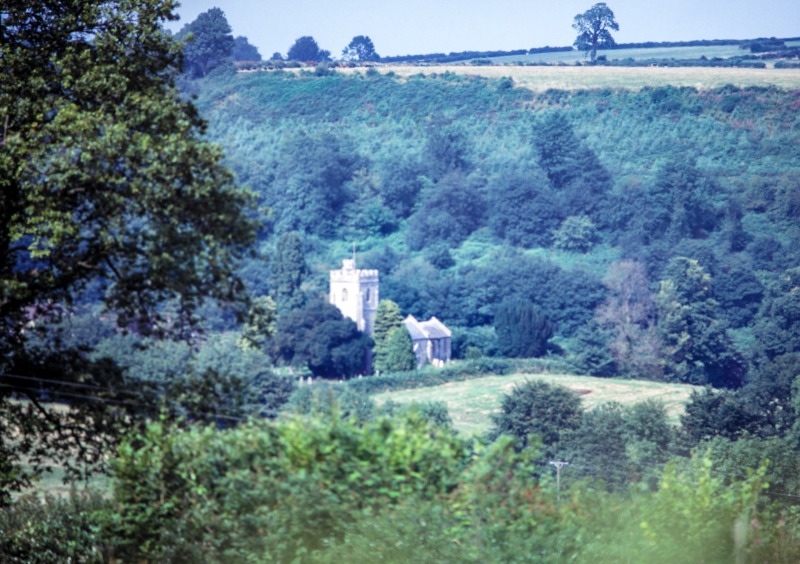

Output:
xmin=169 ymin=1 xmax=799 ymax=58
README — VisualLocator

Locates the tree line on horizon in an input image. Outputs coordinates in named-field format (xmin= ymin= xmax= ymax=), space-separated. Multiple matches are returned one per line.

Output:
xmin=176 ymin=4 xmax=799 ymax=76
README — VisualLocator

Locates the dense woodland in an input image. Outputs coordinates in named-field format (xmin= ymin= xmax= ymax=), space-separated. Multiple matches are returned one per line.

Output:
xmin=195 ymin=67 xmax=800 ymax=385
xmin=4 ymin=2 xmax=800 ymax=561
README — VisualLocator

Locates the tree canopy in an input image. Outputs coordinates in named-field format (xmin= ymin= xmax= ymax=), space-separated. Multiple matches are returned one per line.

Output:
xmin=572 ymin=3 xmax=619 ymax=63
xmin=342 ymin=35 xmax=380 ymax=62
xmin=272 ymin=301 xmax=372 ymax=378
xmin=0 ymin=0 xmax=257 ymax=493
xmin=232 ymin=35 xmax=262 ymax=62
xmin=287 ymin=35 xmax=330 ymax=62
xmin=175 ymin=7 xmax=235 ymax=77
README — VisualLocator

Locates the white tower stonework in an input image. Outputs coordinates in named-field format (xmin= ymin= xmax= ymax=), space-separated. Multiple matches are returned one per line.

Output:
xmin=329 ymin=259 xmax=379 ymax=335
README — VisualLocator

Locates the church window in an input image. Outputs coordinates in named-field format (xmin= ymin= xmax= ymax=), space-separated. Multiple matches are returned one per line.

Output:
xmin=342 ymin=289 xmax=348 ymax=301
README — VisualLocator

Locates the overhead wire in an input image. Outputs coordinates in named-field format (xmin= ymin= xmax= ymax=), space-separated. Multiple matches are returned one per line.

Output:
xmin=0 ymin=371 xmax=282 ymax=422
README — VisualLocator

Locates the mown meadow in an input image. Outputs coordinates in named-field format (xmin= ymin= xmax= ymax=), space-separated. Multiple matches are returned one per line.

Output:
xmin=373 ymin=371 xmax=698 ymax=434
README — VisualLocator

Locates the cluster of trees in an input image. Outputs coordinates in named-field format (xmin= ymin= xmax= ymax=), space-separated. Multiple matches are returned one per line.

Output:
xmin=198 ymin=66 xmax=799 ymax=390
xmin=0 ymin=0 xmax=273 ymax=496
xmin=172 ymin=8 xmax=381 ymax=74
xmin=4 ymin=380 xmax=799 ymax=561
xmin=175 ymin=7 xmax=263 ymax=77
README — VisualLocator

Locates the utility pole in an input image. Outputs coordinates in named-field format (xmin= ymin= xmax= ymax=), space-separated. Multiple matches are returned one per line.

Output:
xmin=549 ymin=461 xmax=569 ymax=504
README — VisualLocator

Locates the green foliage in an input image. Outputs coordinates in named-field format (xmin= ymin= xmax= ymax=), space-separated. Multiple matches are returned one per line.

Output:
xmin=656 ymin=257 xmax=743 ymax=386
xmin=707 ymin=436 xmax=800 ymax=497
xmin=494 ymin=299 xmax=554 ymax=358
xmin=106 ymin=413 xmax=468 ymax=561
xmin=6 ymin=414 xmax=797 ymax=562
xmin=269 ymin=130 xmax=358 ymax=236
xmin=424 ymin=120 xmax=471 ymax=180
xmin=287 ymin=382 xmax=376 ymax=424
xmin=681 ymin=388 xmax=757 ymax=445
xmin=192 ymin=74 xmax=797 ymax=379
xmin=576 ymin=454 xmax=769 ymax=563
xmin=648 ymin=159 xmax=718 ymax=242
xmin=372 ymin=299 xmax=405 ymax=372
xmin=379 ymin=327 xmax=417 ymax=373
xmin=739 ymin=353 xmax=800 ymax=437
xmin=573 ymin=3 xmax=620 ymax=62
xmin=552 ymin=215 xmax=599 ymax=252
xmin=232 ymin=35 xmax=261 ymax=62
xmin=175 ymin=7 xmax=235 ymax=78
xmin=753 ymin=268 xmax=800 ymax=360
xmin=238 ymin=295 xmax=277 ymax=351
xmin=270 ymin=231 xmax=308 ymax=313
xmin=488 ymin=380 xmax=583 ymax=451
xmin=406 ymin=171 xmax=486 ymax=250
xmin=572 ymin=320 xmax=618 ymax=376
xmin=561 ymin=402 xmax=629 ymax=488
xmin=486 ymin=165 xmax=557 ymax=247
xmin=559 ymin=399 xmax=675 ymax=490
xmin=378 ymin=400 xmax=455 ymax=431
xmin=287 ymin=35 xmax=330 ymax=62
xmin=1 ymin=0 xmax=256 ymax=348
xmin=342 ymin=35 xmax=380 ymax=62
xmin=533 ymin=113 xmax=612 ymax=223
xmin=0 ymin=491 xmax=109 ymax=562
xmin=0 ymin=0 xmax=257 ymax=496
xmin=345 ymin=357 xmax=567 ymax=395
xmin=272 ymin=300 xmax=372 ymax=378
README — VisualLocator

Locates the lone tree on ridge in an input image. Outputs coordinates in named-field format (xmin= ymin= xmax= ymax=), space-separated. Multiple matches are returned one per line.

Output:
xmin=572 ymin=3 xmax=619 ymax=63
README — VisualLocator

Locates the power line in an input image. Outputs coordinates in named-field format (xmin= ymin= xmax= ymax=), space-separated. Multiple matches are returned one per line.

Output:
xmin=0 ymin=374 xmax=281 ymax=423
xmin=2 ymin=372 xmax=147 ymax=392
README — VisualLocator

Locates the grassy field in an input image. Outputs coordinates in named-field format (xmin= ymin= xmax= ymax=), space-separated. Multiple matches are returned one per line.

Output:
xmin=373 ymin=372 xmax=699 ymax=437
xmin=349 ymin=65 xmax=800 ymax=91
xmin=492 ymin=44 xmax=747 ymax=65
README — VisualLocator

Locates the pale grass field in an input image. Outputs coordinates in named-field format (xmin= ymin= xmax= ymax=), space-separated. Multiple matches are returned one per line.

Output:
xmin=335 ymin=65 xmax=800 ymax=91
xmin=373 ymin=372 xmax=700 ymax=437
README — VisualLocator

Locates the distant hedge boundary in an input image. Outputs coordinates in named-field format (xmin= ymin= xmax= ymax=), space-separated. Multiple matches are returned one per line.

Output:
xmin=345 ymin=357 xmax=572 ymax=395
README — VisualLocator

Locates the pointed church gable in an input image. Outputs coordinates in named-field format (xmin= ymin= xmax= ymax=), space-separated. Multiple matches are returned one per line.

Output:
xmin=418 ymin=316 xmax=452 ymax=339
xmin=403 ymin=314 xmax=452 ymax=368
xmin=403 ymin=315 xmax=428 ymax=341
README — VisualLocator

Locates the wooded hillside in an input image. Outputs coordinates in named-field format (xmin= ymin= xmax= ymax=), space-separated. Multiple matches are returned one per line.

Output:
xmin=196 ymin=67 xmax=800 ymax=387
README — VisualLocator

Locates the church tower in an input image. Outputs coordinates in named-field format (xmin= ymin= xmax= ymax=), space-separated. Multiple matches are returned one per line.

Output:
xmin=329 ymin=259 xmax=379 ymax=335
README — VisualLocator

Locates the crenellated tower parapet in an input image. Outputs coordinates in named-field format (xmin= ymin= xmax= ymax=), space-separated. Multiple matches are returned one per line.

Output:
xmin=329 ymin=259 xmax=379 ymax=335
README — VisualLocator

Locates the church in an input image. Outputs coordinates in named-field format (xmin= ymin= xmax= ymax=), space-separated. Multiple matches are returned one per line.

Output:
xmin=329 ymin=258 xmax=452 ymax=367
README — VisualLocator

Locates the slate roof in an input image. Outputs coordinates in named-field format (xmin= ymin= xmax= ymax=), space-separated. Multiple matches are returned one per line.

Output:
xmin=403 ymin=315 xmax=451 ymax=340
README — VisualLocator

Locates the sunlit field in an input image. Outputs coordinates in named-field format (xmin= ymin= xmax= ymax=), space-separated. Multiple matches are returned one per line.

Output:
xmin=333 ymin=64 xmax=800 ymax=91
xmin=493 ymin=44 xmax=748 ymax=64
xmin=373 ymin=372 xmax=699 ymax=436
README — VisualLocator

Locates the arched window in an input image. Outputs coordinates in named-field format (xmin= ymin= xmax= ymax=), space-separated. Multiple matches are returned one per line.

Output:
xmin=365 ymin=288 xmax=370 ymax=303
xmin=342 ymin=288 xmax=348 ymax=302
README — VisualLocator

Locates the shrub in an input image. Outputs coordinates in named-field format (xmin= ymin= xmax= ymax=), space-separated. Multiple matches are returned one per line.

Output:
xmin=552 ymin=215 xmax=599 ymax=252
xmin=0 ymin=491 xmax=109 ymax=563
xmin=106 ymin=414 xmax=469 ymax=561
xmin=488 ymin=380 xmax=582 ymax=451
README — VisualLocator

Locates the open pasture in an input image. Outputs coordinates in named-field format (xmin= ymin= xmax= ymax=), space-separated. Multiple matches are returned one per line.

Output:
xmin=493 ymin=44 xmax=747 ymax=65
xmin=373 ymin=372 xmax=699 ymax=436
xmin=359 ymin=64 xmax=800 ymax=91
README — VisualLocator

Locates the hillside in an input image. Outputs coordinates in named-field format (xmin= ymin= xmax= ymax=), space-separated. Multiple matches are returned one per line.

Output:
xmin=193 ymin=66 xmax=800 ymax=388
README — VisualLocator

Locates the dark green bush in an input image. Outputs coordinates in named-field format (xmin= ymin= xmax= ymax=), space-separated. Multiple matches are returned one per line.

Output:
xmin=0 ymin=490 xmax=109 ymax=563
xmin=343 ymin=357 xmax=570 ymax=395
